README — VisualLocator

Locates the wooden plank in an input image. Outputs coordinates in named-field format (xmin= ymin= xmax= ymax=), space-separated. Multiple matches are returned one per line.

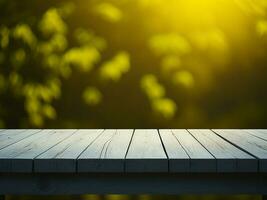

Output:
xmin=171 ymin=129 xmax=216 ymax=172
xmin=0 ymin=129 xmax=27 ymax=136
xmin=159 ymin=129 xmax=189 ymax=172
xmin=188 ymin=129 xmax=257 ymax=172
xmin=213 ymin=129 xmax=267 ymax=172
xmin=78 ymin=129 xmax=133 ymax=172
xmin=35 ymin=129 xmax=103 ymax=172
xmin=0 ymin=129 xmax=41 ymax=150
xmin=244 ymin=129 xmax=267 ymax=141
xmin=0 ymin=129 xmax=76 ymax=172
xmin=125 ymin=129 xmax=168 ymax=172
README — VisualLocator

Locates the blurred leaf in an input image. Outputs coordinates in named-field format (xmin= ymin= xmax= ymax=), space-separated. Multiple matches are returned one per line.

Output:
xmin=29 ymin=113 xmax=44 ymax=127
xmin=140 ymin=74 xmax=165 ymax=99
xmin=39 ymin=8 xmax=67 ymax=36
xmin=173 ymin=70 xmax=194 ymax=88
xmin=58 ymin=2 xmax=76 ymax=17
xmin=152 ymin=98 xmax=177 ymax=119
xmin=149 ymin=33 xmax=191 ymax=56
xmin=63 ymin=46 xmax=100 ymax=72
xmin=44 ymin=54 xmax=61 ymax=69
xmin=190 ymin=29 xmax=228 ymax=52
xmin=74 ymin=28 xmax=106 ymax=50
xmin=13 ymin=24 xmax=37 ymax=48
xmin=94 ymin=2 xmax=123 ymax=23
xmin=49 ymin=34 xmax=68 ymax=52
xmin=25 ymin=97 xmax=40 ymax=114
xmin=74 ymin=28 xmax=93 ymax=44
xmin=42 ymin=104 xmax=57 ymax=119
xmin=161 ymin=55 xmax=181 ymax=75
xmin=256 ymin=19 xmax=267 ymax=36
xmin=46 ymin=78 xmax=61 ymax=99
xmin=0 ymin=26 xmax=9 ymax=48
xmin=83 ymin=86 xmax=102 ymax=106
xmin=99 ymin=51 xmax=130 ymax=81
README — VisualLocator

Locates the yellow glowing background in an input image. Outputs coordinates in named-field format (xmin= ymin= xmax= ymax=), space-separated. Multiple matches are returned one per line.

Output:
xmin=0 ymin=0 xmax=267 ymax=128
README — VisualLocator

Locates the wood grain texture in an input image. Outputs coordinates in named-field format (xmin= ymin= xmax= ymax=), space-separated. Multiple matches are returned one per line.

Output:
xmin=172 ymin=129 xmax=216 ymax=172
xmin=244 ymin=129 xmax=267 ymax=141
xmin=188 ymin=129 xmax=257 ymax=172
xmin=0 ymin=129 xmax=27 ymax=136
xmin=0 ymin=129 xmax=76 ymax=172
xmin=159 ymin=129 xmax=189 ymax=172
xmin=35 ymin=129 xmax=103 ymax=172
xmin=0 ymin=129 xmax=40 ymax=150
xmin=78 ymin=129 xmax=133 ymax=172
xmin=213 ymin=129 xmax=267 ymax=172
xmin=0 ymin=129 xmax=266 ymax=174
xmin=126 ymin=129 xmax=168 ymax=172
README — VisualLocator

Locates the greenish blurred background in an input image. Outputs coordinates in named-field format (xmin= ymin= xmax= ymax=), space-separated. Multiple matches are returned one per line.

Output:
xmin=1 ymin=0 xmax=267 ymax=199
xmin=1 ymin=0 xmax=267 ymax=129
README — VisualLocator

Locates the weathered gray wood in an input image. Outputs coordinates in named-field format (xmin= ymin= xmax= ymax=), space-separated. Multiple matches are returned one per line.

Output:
xmin=0 ymin=129 xmax=267 ymax=196
xmin=0 ymin=129 xmax=267 ymax=174
xmin=244 ymin=129 xmax=267 ymax=141
xmin=0 ymin=129 xmax=76 ymax=172
xmin=0 ymin=129 xmax=41 ymax=150
xmin=78 ymin=129 xmax=133 ymax=172
xmin=126 ymin=129 xmax=168 ymax=172
xmin=172 ymin=129 xmax=216 ymax=172
xmin=34 ymin=129 xmax=103 ymax=172
xmin=0 ymin=129 xmax=27 ymax=136
xmin=214 ymin=129 xmax=267 ymax=172
xmin=188 ymin=129 xmax=257 ymax=172
xmin=159 ymin=129 xmax=189 ymax=172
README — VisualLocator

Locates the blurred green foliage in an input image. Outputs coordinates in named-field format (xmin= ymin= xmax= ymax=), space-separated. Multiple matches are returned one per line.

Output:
xmin=0 ymin=0 xmax=267 ymax=128
xmin=94 ymin=2 xmax=123 ymax=23
xmin=83 ymin=86 xmax=102 ymax=106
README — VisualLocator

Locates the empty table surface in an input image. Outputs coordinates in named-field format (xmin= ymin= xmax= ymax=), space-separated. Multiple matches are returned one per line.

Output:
xmin=0 ymin=129 xmax=266 ymax=173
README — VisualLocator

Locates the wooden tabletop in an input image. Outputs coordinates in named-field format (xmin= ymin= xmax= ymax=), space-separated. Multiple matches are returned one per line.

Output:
xmin=0 ymin=129 xmax=266 ymax=173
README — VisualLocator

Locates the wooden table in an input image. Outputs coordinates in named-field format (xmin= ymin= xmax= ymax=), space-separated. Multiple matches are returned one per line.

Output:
xmin=0 ymin=129 xmax=266 ymax=199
